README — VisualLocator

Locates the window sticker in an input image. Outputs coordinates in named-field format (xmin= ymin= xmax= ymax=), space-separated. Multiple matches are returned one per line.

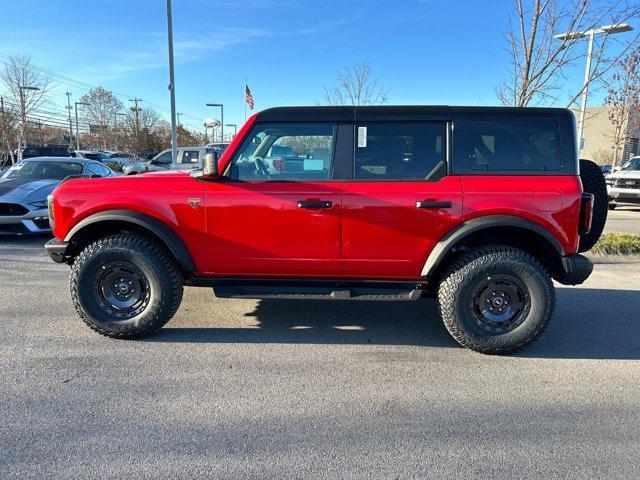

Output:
xmin=357 ymin=126 xmax=367 ymax=148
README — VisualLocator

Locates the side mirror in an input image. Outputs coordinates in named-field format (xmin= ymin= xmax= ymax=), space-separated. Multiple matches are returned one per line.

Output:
xmin=202 ymin=151 xmax=220 ymax=177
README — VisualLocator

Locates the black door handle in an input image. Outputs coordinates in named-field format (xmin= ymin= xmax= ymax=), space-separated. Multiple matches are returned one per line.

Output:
xmin=416 ymin=200 xmax=452 ymax=209
xmin=298 ymin=200 xmax=333 ymax=209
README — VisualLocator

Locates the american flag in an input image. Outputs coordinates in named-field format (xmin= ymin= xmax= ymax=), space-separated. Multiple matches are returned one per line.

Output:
xmin=245 ymin=84 xmax=254 ymax=110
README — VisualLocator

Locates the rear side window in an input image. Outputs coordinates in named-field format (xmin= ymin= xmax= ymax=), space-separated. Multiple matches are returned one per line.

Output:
xmin=469 ymin=120 xmax=561 ymax=172
xmin=180 ymin=150 xmax=200 ymax=164
xmin=355 ymin=123 xmax=445 ymax=180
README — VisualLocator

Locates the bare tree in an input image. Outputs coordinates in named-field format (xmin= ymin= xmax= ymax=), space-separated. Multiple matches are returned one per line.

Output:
xmin=496 ymin=0 xmax=640 ymax=108
xmin=604 ymin=45 xmax=640 ymax=167
xmin=322 ymin=62 xmax=388 ymax=106
xmin=0 ymin=54 xmax=52 ymax=161
xmin=79 ymin=87 xmax=124 ymax=149
xmin=0 ymin=109 xmax=18 ymax=165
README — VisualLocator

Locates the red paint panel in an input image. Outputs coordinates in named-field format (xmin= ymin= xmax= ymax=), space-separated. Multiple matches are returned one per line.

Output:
xmin=462 ymin=175 xmax=583 ymax=254
xmin=203 ymin=181 xmax=342 ymax=276
xmin=341 ymin=177 xmax=463 ymax=279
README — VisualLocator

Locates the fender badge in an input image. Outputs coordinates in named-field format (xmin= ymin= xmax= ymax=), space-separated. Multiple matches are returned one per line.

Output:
xmin=188 ymin=198 xmax=201 ymax=209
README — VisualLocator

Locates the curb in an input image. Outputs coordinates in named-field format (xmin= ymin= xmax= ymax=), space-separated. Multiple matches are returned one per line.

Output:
xmin=586 ymin=254 xmax=640 ymax=264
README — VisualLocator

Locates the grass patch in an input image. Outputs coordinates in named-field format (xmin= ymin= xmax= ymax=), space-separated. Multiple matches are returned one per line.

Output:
xmin=591 ymin=233 xmax=640 ymax=255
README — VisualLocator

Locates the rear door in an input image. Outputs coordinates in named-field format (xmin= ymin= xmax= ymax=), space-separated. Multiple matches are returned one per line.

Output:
xmin=202 ymin=122 xmax=348 ymax=277
xmin=341 ymin=121 xmax=463 ymax=279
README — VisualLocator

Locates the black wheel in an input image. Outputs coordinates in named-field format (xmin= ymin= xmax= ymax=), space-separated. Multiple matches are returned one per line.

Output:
xmin=438 ymin=245 xmax=555 ymax=355
xmin=70 ymin=233 xmax=183 ymax=338
xmin=608 ymin=203 xmax=617 ymax=211
xmin=578 ymin=159 xmax=608 ymax=252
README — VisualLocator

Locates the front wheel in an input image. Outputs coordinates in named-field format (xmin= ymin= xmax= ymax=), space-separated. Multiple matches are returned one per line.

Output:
xmin=70 ymin=233 xmax=183 ymax=338
xmin=438 ymin=246 xmax=555 ymax=354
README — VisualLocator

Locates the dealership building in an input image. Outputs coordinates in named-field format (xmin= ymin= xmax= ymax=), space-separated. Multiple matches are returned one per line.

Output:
xmin=573 ymin=106 xmax=640 ymax=165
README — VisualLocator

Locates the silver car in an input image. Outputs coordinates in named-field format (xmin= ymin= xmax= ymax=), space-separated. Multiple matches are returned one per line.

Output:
xmin=122 ymin=147 xmax=225 ymax=175
xmin=0 ymin=157 xmax=116 ymax=234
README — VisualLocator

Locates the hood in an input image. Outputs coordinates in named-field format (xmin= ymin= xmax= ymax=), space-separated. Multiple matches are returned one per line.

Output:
xmin=124 ymin=161 xmax=150 ymax=172
xmin=0 ymin=177 xmax=59 ymax=203
xmin=608 ymin=169 xmax=640 ymax=180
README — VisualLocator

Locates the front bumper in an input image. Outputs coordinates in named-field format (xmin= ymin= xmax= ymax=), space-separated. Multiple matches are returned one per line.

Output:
xmin=608 ymin=186 xmax=640 ymax=205
xmin=45 ymin=238 xmax=69 ymax=263
xmin=0 ymin=207 xmax=51 ymax=234
xmin=556 ymin=254 xmax=594 ymax=285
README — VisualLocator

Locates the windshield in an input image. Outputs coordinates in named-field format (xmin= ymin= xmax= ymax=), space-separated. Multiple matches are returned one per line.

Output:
xmin=620 ymin=158 xmax=640 ymax=171
xmin=1 ymin=161 xmax=83 ymax=180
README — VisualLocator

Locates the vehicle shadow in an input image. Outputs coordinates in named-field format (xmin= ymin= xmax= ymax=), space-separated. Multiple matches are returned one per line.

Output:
xmin=151 ymin=287 xmax=640 ymax=360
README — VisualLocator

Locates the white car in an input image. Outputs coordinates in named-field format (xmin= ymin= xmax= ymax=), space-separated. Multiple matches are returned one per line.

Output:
xmin=606 ymin=157 xmax=640 ymax=210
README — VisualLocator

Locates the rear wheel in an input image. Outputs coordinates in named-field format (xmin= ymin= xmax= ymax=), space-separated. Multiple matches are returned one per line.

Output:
xmin=70 ymin=233 xmax=183 ymax=338
xmin=579 ymin=159 xmax=608 ymax=252
xmin=438 ymin=246 xmax=555 ymax=354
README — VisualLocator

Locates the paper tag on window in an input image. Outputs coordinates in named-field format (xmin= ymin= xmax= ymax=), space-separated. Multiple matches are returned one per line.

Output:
xmin=357 ymin=126 xmax=367 ymax=148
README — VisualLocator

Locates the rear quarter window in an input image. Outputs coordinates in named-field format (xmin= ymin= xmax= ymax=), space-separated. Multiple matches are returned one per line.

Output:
xmin=469 ymin=120 xmax=561 ymax=172
xmin=451 ymin=113 xmax=576 ymax=175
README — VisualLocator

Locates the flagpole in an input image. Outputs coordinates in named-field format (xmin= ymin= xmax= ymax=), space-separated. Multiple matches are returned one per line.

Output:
xmin=244 ymin=79 xmax=247 ymax=123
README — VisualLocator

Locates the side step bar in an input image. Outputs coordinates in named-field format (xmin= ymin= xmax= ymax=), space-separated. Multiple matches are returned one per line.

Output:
xmin=212 ymin=285 xmax=424 ymax=301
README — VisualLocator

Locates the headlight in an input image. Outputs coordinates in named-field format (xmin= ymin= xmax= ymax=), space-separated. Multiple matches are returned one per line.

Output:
xmin=30 ymin=200 xmax=48 ymax=209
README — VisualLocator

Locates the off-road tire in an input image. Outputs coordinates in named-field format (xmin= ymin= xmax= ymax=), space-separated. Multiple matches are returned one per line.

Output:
xmin=70 ymin=233 xmax=183 ymax=338
xmin=438 ymin=245 xmax=555 ymax=355
xmin=579 ymin=159 xmax=608 ymax=252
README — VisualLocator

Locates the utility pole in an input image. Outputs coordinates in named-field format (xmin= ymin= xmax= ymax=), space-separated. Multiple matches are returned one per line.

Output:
xmin=129 ymin=98 xmax=142 ymax=138
xmin=75 ymin=101 xmax=89 ymax=151
xmin=166 ymin=0 xmax=178 ymax=164
xmin=176 ymin=112 xmax=182 ymax=126
xmin=65 ymin=92 xmax=73 ymax=145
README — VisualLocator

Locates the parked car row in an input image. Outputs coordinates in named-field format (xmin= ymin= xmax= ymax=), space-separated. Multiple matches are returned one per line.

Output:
xmin=0 ymin=157 xmax=117 ymax=235
xmin=123 ymin=144 xmax=228 ymax=175
xmin=605 ymin=156 xmax=640 ymax=210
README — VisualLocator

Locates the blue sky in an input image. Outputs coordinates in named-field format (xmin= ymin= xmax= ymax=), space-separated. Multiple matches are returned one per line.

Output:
xmin=0 ymin=0 xmax=633 ymax=132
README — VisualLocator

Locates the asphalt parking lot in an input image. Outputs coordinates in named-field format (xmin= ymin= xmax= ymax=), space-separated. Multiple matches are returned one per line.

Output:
xmin=605 ymin=206 xmax=640 ymax=233
xmin=1 ymin=236 xmax=639 ymax=479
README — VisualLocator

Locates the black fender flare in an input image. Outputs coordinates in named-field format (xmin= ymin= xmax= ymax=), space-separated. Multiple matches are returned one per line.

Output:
xmin=65 ymin=210 xmax=197 ymax=273
xmin=421 ymin=215 xmax=565 ymax=276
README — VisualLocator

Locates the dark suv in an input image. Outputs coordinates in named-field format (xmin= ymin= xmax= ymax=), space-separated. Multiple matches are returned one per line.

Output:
xmin=45 ymin=106 xmax=607 ymax=354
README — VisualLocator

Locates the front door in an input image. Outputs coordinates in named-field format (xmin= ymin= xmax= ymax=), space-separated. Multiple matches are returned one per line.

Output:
xmin=341 ymin=122 xmax=463 ymax=279
xmin=203 ymin=122 xmax=343 ymax=277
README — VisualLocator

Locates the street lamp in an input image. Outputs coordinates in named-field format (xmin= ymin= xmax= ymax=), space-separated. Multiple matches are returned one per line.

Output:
xmin=74 ymin=101 xmax=90 ymax=151
xmin=166 ymin=0 xmax=178 ymax=164
xmin=206 ymin=103 xmax=224 ymax=142
xmin=18 ymin=85 xmax=40 ymax=160
xmin=554 ymin=23 xmax=633 ymax=153
xmin=225 ymin=123 xmax=237 ymax=139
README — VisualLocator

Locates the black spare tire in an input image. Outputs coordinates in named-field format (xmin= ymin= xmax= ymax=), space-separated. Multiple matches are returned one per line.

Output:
xmin=578 ymin=159 xmax=608 ymax=252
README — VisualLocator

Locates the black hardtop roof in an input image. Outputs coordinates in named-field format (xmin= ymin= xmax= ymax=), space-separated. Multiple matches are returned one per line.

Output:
xmin=257 ymin=105 xmax=573 ymax=122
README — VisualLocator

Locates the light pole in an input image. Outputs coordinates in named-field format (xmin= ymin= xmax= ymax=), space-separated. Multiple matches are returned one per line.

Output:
xmin=554 ymin=23 xmax=633 ymax=155
xmin=18 ymin=85 xmax=40 ymax=160
xmin=166 ymin=0 xmax=178 ymax=164
xmin=206 ymin=103 xmax=224 ymax=141
xmin=74 ymin=101 xmax=89 ymax=151
xmin=225 ymin=123 xmax=237 ymax=139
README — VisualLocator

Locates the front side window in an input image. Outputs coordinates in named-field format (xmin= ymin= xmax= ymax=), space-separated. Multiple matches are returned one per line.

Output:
xmin=230 ymin=123 xmax=336 ymax=181
xmin=469 ymin=120 xmax=561 ymax=171
xmin=154 ymin=151 xmax=173 ymax=166
xmin=355 ymin=123 xmax=446 ymax=180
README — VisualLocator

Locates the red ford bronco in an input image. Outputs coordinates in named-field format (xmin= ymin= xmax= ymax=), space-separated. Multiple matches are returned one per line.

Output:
xmin=45 ymin=106 xmax=607 ymax=354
